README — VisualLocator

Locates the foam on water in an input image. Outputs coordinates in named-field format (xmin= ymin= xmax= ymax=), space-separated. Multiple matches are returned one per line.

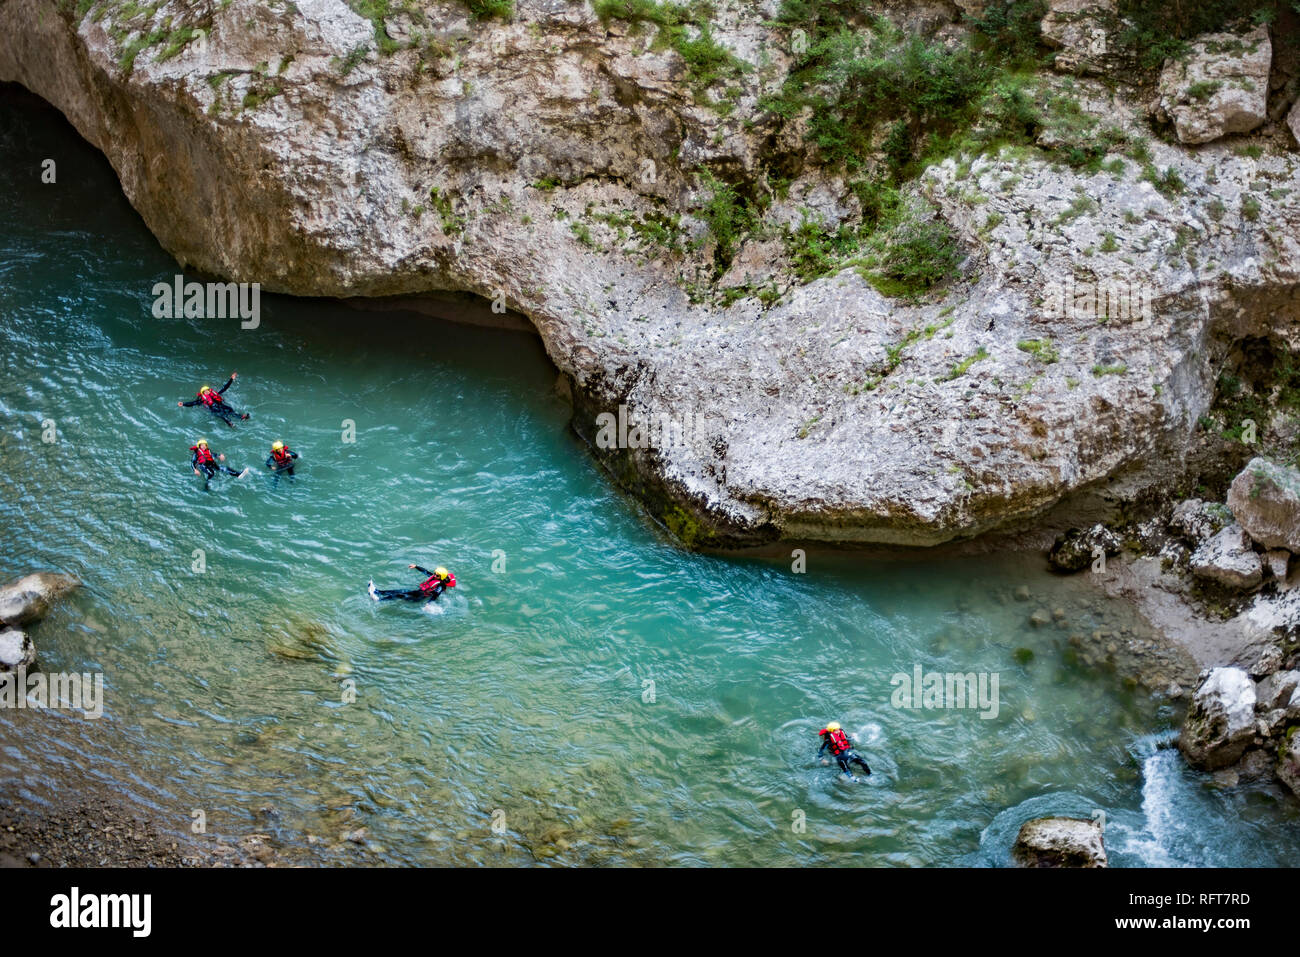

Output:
xmin=1116 ymin=731 xmax=1184 ymax=867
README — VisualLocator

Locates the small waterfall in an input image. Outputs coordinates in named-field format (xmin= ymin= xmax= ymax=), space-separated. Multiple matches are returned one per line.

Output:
xmin=1119 ymin=730 xmax=1194 ymax=867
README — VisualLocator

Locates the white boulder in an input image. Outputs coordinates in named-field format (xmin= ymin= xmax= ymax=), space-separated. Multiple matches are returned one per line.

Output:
xmin=0 ymin=628 xmax=35 ymax=674
xmin=1190 ymin=524 xmax=1262 ymax=590
xmin=1013 ymin=817 xmax=1108 ymax=867
xmin=0 ymin=572 xmax=80 ymax=627
xmin=1179 ymin=667 xmax=1258 ymax=770
xmin=1155 ymin=26 xmax=1271 ymax=144
xmin=1227 ymin=458 xmax=1300 ymax=554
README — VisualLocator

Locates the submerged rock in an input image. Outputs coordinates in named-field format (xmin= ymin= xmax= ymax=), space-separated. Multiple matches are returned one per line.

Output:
xmin=1227 ymin=458 xmax=1300 ymax=554
xmin=0 ymin=572 xmax=80 ymax=627
xmin=1154 ymin=26 xmax=1271 ymax=144
xmin=0 ymin=628 xmax=36 ymax=674
xmin=1013 ymin=817 xmax=1107 ymax=867
xmin=1179 ymin=667 xmax=1257 ymax=770
xmin=264 ymin=616 xmax=342 ymax=663
xmin=1189 ymin=525 xmax=1262 ymax=591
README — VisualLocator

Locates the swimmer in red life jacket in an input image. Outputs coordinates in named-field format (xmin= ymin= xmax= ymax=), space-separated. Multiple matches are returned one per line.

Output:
xmin=368 ymin=565 xmax=456 ymax=602
xmin=817 ymin=722 xmax=872 ymax=777
xmin=265 ymin=440 xmax=299 ymax=476
xmin=178 ymin=371 xmax=249 ymax=427
xmin=189 ymin=438 xmax=247 ymax=486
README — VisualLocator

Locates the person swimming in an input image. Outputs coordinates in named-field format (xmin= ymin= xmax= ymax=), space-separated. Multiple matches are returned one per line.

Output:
xmin=265 ymin=440 xmax=299 ymax=481
xmin=178 ymin=371 xmax=249 ymax=427
xmin=368 ymin=565 xmax=456 ymax=602
xmin=817 ymin=721 xmax=872 ymax=779
xmin=189 ymin=438 xmax=247 ymax=487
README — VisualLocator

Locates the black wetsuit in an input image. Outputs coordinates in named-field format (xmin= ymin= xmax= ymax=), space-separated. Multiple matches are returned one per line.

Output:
xmin=181 ymin=376 xmax=248 ymax=427
xmin=818 ymin=732 xmax=872 ymax=776
xmin=191 ymin=447 xmax=242 ymax=481
xmin=266 ymin=448 xmax=299 ymax=476
xmin=372 ymin=566 xmax=448 ymax=601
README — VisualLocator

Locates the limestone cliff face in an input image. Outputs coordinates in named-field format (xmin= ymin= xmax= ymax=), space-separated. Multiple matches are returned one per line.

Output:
xmin=2 ymin=0 xmax=1298 ymax=547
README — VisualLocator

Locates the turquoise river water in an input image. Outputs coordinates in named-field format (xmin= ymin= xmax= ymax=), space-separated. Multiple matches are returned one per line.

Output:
xmin=2 ymin=86 xmax=1298 ymax=866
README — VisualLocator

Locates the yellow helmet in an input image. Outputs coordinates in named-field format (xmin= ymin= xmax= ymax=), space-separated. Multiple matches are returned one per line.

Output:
xmin=200 ymin=385 xmax=212 ymax=394
xmin=271 ymin=440 xmax=284 ymax=451
xmin=825 ymin=721 xmax=841 ymax=732
xmin=196 ymin=438 xmax=209 ymax=447
xmin=434 ymin=566 xmax=449 ymax=579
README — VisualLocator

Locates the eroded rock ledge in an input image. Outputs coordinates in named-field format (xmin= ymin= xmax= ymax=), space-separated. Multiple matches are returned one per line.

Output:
xmin=2 ymin=0 xmax=1299 ymax=547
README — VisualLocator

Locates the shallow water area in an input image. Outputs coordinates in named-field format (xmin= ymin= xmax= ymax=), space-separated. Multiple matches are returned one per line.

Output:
xmin=3 ymin=85 xmax=1299 ymax=867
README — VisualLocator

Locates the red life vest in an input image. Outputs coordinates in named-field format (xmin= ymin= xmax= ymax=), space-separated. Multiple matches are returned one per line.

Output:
xmin=198 ymin=389 xmax=219 ymax=407
xmin=271 ymin=447 xmax=292 ymax=463
xmin=419 ymin=572 xmax=455 ymax=593
xmin=823 ymin=728 xmax=851 ymax=755
xmin=191 ymin=445 xmax=215 ymax=466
